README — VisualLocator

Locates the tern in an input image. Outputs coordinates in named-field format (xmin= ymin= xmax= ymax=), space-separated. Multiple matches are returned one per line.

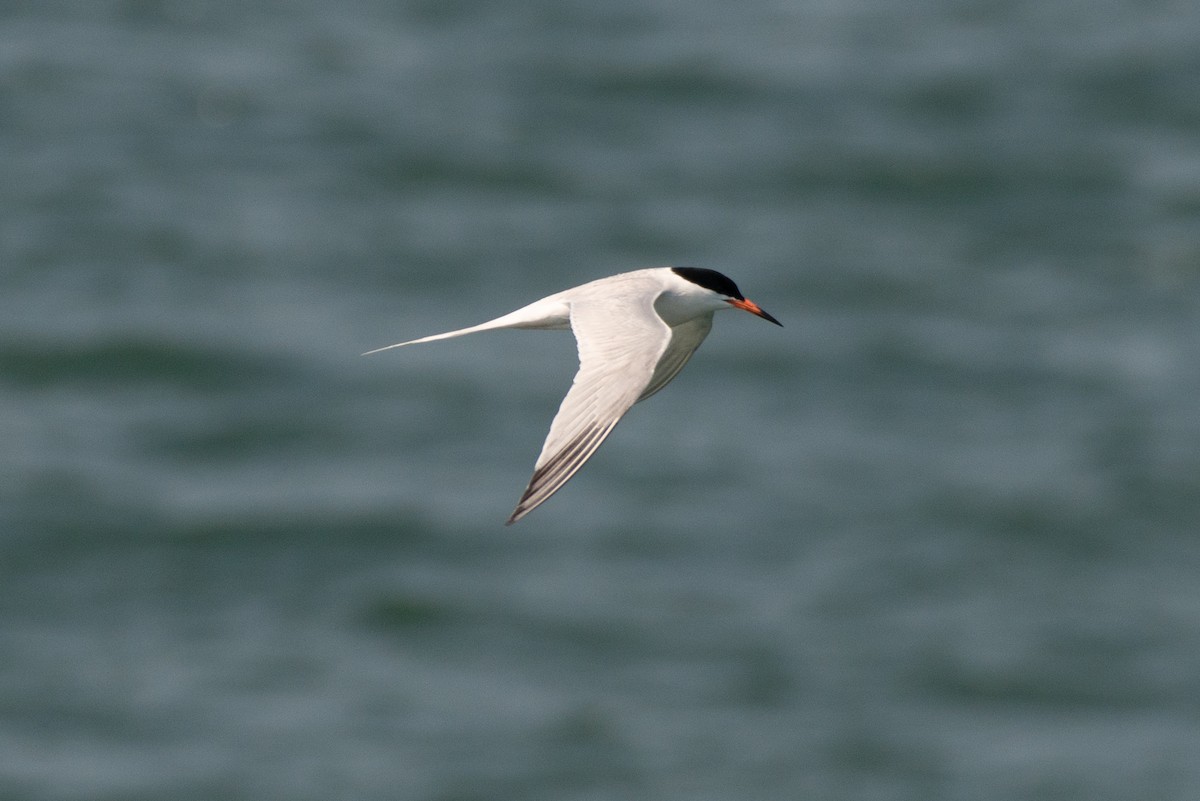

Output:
xmin=366 ymin=267 xmax=781 ymax=524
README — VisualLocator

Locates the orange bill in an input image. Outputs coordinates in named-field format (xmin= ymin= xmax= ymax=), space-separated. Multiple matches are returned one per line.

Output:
xmin=727 ymin=297 xmax=782 ymax=326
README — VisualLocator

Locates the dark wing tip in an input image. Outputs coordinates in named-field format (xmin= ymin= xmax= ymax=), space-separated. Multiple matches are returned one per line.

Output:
xmin=503 ymin=422 xmax=618 ymax=525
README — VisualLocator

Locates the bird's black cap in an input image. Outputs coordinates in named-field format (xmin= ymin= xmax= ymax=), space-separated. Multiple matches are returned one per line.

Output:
xmin=671 ymin=267 xmax=744 ymax=300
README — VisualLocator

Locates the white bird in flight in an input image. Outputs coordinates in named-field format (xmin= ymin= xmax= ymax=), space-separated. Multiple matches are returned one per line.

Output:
xmin=365 ymin=266 xmax=781 ymax=524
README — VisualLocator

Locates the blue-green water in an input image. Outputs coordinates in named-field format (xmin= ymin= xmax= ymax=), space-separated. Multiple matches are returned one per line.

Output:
xmin=4 ymin=1 xmax=1200 ymax=799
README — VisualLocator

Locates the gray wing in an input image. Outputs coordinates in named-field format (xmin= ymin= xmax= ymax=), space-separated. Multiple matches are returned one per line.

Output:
xmin=636 ymin=313 xmax=713 ymax=402
xmin=506 ymin=294 xmax=678 ymax=524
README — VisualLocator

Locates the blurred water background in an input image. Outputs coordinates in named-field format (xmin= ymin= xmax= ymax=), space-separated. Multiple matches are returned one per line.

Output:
xmin=3 ymin=1 xmax=1200 ymax=799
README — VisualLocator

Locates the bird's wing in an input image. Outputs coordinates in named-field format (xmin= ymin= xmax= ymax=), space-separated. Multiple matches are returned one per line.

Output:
xmin=506 ymin=294 xmax=674 ymax=524
xmin=636 ymin=313 xmax=713 ymax=402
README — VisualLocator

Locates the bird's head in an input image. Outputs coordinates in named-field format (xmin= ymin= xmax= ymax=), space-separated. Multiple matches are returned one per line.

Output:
xmin=671 ymin=267 xmax=782 ymax=326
